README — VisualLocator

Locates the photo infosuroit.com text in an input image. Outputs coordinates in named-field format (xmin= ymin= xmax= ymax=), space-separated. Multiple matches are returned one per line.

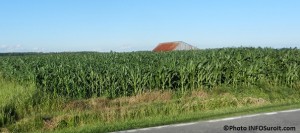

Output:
xmin=224 ymin=125 xmax=296 ymax=132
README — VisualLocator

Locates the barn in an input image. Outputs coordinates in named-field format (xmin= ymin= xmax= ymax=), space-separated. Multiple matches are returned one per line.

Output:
xmin=152 ymin=41 xmax=198 ymax=52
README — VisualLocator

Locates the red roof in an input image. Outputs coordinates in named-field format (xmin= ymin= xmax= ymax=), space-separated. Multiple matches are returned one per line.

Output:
xmin=152 ymin=42 xmax=179 ymax=52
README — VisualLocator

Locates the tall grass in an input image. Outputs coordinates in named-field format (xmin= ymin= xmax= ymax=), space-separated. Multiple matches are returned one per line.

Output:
xmin=7 ymin=84 xmax=300 ymax=132
xmin=0 ymin=76 xmax=67 ymax=129
xmin=0 ymin=77 xmax=35 ymax=127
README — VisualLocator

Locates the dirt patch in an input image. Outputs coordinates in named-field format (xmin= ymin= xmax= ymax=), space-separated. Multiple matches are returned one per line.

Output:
xmin=126 ymin=91 xmax=172 ymax=104
xmin=0 ymin=128 xmax=9 ymax=133
xmin=64 ymin=100 xmax=90 ymax=111
xmin=89 ymin=98 xmax=110 ymax=108
xmin=191 ymin=90 xmax=208 ymax=99
xmin=64 ymin=91 xmax=172 ymax=111
xmin=42 ymin=115 xmax=71 ymax=131
xmin=242 ymin=97 xmax=269 ymax=105
xmin=43 ymin=118 xmax=56 ymax=131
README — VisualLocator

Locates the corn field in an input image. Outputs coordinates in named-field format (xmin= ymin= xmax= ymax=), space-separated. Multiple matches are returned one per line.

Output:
xmin=0 ymin=47 xmax=299 ymax=98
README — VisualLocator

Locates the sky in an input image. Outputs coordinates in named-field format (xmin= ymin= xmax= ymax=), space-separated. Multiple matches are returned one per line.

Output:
xmin=0 ymin=0 xmax=299 ymax=52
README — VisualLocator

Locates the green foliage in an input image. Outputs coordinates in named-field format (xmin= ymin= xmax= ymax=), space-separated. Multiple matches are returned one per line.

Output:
xmin=0 ymin=48 xmax=300 ymax=99
xmin=1 ymin=48 xmax=300 ymax=132
xmin=0 ymin=104 xmax=18 ymax=127
xmin=0 ymin=76 xmax=36 ymax=127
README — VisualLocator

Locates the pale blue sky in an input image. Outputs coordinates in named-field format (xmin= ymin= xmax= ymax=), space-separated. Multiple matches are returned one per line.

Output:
xmin=0 ymin=0 xmax=299 ymax=52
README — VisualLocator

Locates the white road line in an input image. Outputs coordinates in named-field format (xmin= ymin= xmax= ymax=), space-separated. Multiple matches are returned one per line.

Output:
xmin=120 ymin=130 xmax=137 ymax=133
xmin=279 ymin=109 xmax=300 ymax=113
xmin=264 ymin=112 xmax=278 ymax=115
xmin=127 ymin=130 xmax=137 ymax=132
xmin=207 ymin=119 xmax=221 ymax=123
xmin=113 ymin=123 xmax=197 ymax=133
xmin=208 ymin=116 xmax=243 ymax=123
xmin=220 ymin=116 xmax=242 ymax=121
xmin=139 ymin=128 xmax=151 ymax=131
xmin=208 ymin=108 xmax=300 ymax=123
xmin=153 ymin=125 xmax=170 ymax=129
xmin=242 ymin=114 xmax=260 ymax=118
xmin=172 ymin=122 xmax=197 ymax=127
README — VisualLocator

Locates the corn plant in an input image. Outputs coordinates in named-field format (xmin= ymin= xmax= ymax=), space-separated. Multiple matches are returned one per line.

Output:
xmin=0 ymin=48 xmax=299 ymax=99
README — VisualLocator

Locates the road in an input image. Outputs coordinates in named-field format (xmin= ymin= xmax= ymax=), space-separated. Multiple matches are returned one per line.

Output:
xmin=115 ymin=109 xmax=300 ymax=133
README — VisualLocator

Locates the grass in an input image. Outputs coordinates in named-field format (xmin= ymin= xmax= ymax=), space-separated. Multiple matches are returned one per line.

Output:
xmin=1 ymin=76 xmax=300 ymax=133
xmin=0 ymin=77 xmax=35 ymax=128
xmin=0 ymin=77 xmax=66 ymax=132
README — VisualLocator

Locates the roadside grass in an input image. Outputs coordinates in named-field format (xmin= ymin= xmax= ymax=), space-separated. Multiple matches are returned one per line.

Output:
xmin=0 ymin=77 xmax=35 ymax=128
xmin=0 ymin=77 xmax=66 ymax=132
xmin=1 ymin=80 xmax=299 ymax=133
xmin=2 ymin=86 xmax=300 ymax=132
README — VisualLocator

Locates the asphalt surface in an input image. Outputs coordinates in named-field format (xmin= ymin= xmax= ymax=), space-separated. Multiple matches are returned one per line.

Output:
xmin=115 ymin=109 xmax=300 ymax=133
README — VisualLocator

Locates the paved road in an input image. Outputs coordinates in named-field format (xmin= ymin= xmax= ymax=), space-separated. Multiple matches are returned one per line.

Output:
xmin=115 ymin=109 xmax=300 ymax=133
